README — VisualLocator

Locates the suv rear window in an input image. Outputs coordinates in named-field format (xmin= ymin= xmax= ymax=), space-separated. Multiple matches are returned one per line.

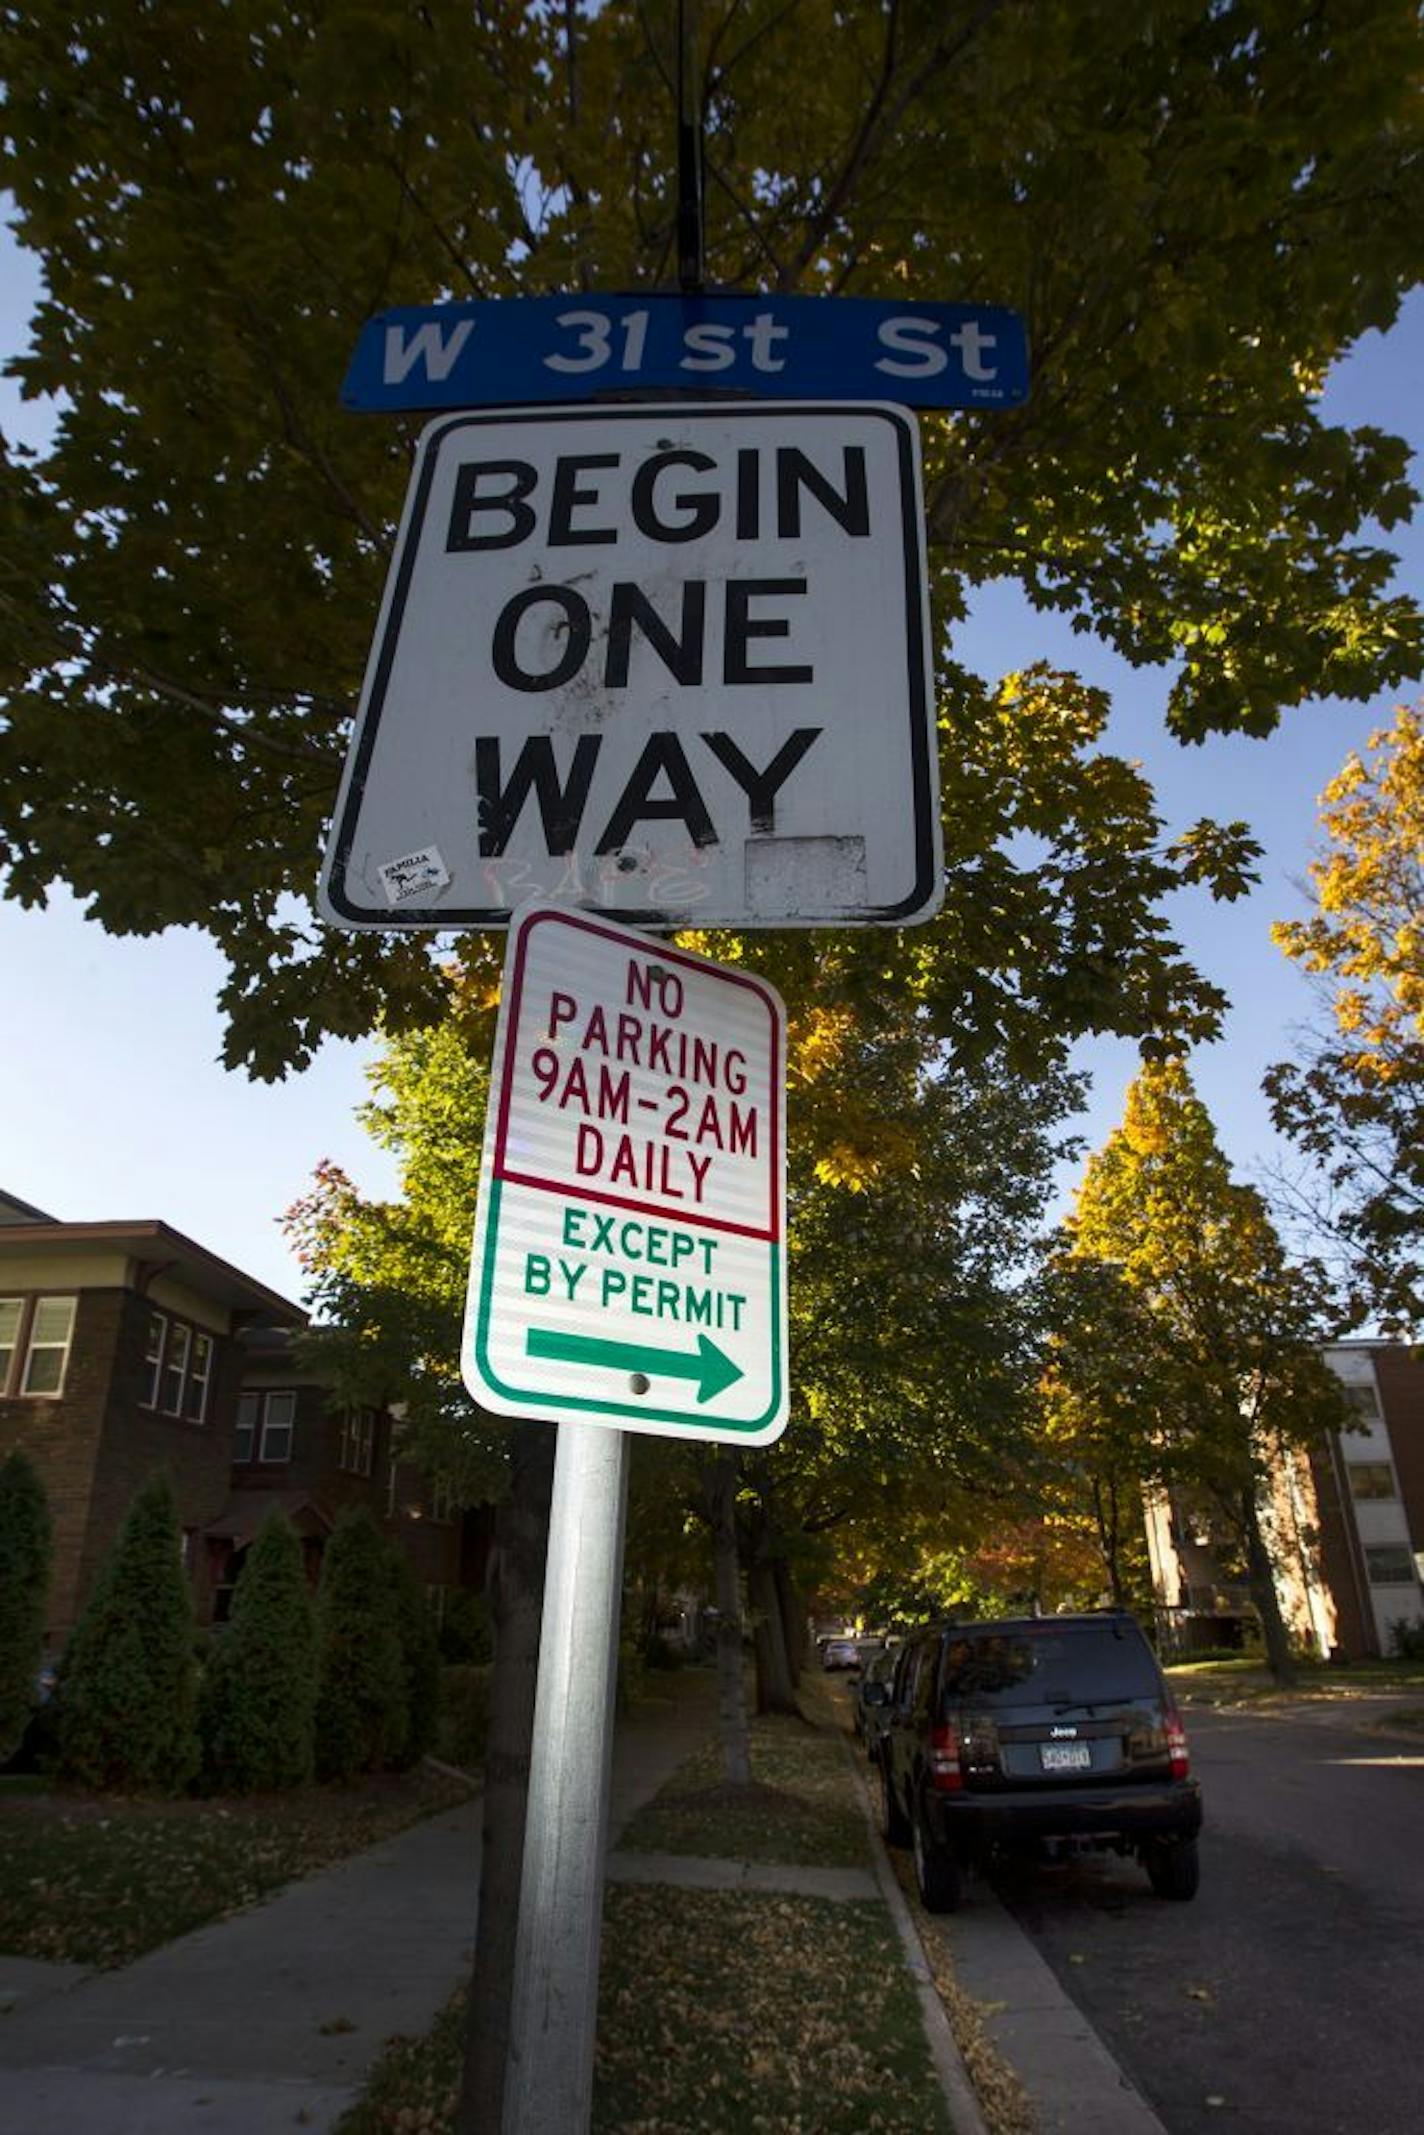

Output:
xmin=937 ymin=1622 xmax=1161 ymax=1709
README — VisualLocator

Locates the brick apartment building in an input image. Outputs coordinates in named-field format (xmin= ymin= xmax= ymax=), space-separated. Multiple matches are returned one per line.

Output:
xmin=0 ymin=1190 xmax=489 ymax=1649
xmin=1144 ymin=1341 xmax=1424 ymax=1661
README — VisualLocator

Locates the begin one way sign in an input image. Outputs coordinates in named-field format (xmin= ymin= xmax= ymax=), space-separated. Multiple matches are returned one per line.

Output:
xmin=463 ymin=903 xmax=787 ymax=1446
xmin=319 ymin=400 xmax=940 ymax=932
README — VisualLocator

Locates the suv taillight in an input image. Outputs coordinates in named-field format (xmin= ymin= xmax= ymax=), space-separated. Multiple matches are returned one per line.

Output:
xmin=928 ymin=1722 xmax=964 ymax=1792
xmin=1165 ymin=1704 xmax=1191 ymax=1780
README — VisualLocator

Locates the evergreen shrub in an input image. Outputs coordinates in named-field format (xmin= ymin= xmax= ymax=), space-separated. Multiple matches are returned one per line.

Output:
xmin=201 ymin=1512 xmax=318 ymax=1791
xmin=437 ymin=1664 xmax=492 ymax=1771
xmin=0 ymin=1450 xmax=53 ymax=1764
xmin=438 ymin=1586 xmax=493 ymax=1665
xmin=54 ymin=1472 xmax=200 ymax=1792
xmin=314 ymin=1507 xmax=405 ymax=1781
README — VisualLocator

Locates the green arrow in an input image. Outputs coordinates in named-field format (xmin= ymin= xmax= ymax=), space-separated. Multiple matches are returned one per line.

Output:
xmin=526 ymin=1327 xmax=744 ymax=1405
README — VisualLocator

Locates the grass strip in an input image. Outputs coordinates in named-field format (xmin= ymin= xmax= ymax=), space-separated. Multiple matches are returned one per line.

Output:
xmin=617 ymin=1708 xmax=872 ymax=1869
xmin=338 ymin=1887 xmax=953 ymax=2135
xmin=596 ymin=1883 xmax=952 ymax=2132
xmin=338 ymin=1702 xmax=953 ymax=2133
xmin=1166 ymin=1656 xmax=1424 ymax=1706
xmin=0 ymin=1765 xmax=473 ymax=1969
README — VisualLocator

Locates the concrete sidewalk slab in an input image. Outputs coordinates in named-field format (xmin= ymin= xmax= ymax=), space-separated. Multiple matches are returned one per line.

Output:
xmin=606 ymin=1848 xmax=879 ymax=1901
xmin=0 ymin=1954 xmax=87 ymax=2016
xmin=945 ymin=1892 xmax=1169 ymax=2135
xmin=0 ymin=2067 xmax=356 ymax=2135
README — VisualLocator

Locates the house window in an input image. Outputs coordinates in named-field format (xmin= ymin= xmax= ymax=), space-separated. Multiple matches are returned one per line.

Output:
xmin=385 ymin=1456 xmax=398 ymax=1518
xmin=1348 ymin=1462 xmax=1398 ymax=1502
xmin=233 ymin=1389 xmax=297 ymax=1464
xmin=1343 ymin=1384 xmax=1381 ymax=1421
xmin=235 ymin=1390 xmax=259 ymax=1463
xmin=339 ymin=1407 xmax=376 ymax=1477
xmin=21 ymin=1297 xmax=77 ymax=1396
xmin=1364 ymin=1546 xmax=1418 ymax=1586
xmin=184 ymin=1334 xmax=213 ymax=1424
xmin=430 ymin=1476 xmax=458 ymax=1525
xmin=259 ymin=1389 xmax=296 ymax=1464
xmin=161 ymin=1321 xmax=191 ymax=1414
xmin=0 ymin=1299 xmax=21 ymax=1388
xmin=143 ymin=1310 xmax=214 ymax=1424
xmin=142 ymin=1312 xmax=166 ymax=1406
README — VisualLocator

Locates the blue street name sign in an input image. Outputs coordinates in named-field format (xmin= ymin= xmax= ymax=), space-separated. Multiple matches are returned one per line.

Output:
xmin=341 ymin=293 xmax=1029 ymax=414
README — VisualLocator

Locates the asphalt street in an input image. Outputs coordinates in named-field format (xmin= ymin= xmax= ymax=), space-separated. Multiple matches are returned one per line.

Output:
xmin=996 ymin=1704 xmax=1424 ymax=2135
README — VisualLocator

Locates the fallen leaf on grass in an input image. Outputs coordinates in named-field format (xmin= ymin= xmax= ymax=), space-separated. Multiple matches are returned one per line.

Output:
xmin=1185 ymin=1985 xmax=1214 ymax=2002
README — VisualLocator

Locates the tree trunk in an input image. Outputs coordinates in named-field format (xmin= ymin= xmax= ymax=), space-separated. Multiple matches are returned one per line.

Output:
xmin=748 ymin=1551 xmax=798 ymax=1715
xmin=1241 ymin=1482 xmax=1296 ymax=1688
xmin=1093 ymin=1477 xmax=1126 ymax=1608
xmin=708 ymin=1451 xmax=751 ymax=1785
xmin=455 ymin=1419 xmax=557 ymax=2135
xmin=773 ymin=1556 xmax=807 ymax=1680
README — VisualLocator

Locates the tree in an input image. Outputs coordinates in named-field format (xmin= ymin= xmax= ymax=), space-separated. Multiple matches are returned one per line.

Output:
xmin=1266 ymin=703 xmax=1424 ymax=1336
xmin=0 ymin=4 xmax=1419 ymax=1076
xmin=388 ymin=1542 xmax=443 ymax=1769
xmin=314 ymin=1506 xmax=406 ymax=1782
xmin=1065 ymin=1062 xmax=1349 ymax=1683
xmin=8 ymin=4 xmax=1422 ymax=2113
xmin=1036 ymin=1253 xmax=1177 ymax=1611
xmin=0 ymin=1450 xmax=52 ymax=1764
xmin=201 ymin=1510 xmax=318 ymax=1793
xmin=54 ymin=1472 xmax=200 ymax=1792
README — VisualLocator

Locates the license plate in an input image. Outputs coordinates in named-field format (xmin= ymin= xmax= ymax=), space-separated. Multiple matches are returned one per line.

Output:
xmin=1040 ymin=1741 xmax=1092 ymax=1771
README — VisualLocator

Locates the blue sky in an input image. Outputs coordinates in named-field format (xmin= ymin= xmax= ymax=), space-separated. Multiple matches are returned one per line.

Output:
xmin=0 ymin=224 xmax=1419 ymax=1306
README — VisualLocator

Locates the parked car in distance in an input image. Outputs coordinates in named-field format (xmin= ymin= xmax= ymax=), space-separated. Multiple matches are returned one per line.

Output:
xmin=877 ymin=1612 xmax=1202 ymax=1912
xmin=821 ymin=1637 xmax=862 ymax=1672
xmin=852 ymin=1647 xmax=897 ymax=1757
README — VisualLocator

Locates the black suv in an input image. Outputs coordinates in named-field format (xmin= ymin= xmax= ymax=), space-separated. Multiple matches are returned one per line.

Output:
xmin=877 ymin=1612 xmax=1201 ymax=1912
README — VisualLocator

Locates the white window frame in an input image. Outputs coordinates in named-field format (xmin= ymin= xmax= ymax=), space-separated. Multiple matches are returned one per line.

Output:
xmin=160 ymin=1320 xmax=191 ymax=1415
xmin=142 ymin=1311 xmax=167 ymax=1408
xmin=143 ymin=1309 xmax=214 ymax=1424
xmin=20 ymin=1296 xmax=77 ymax=1398
xmin=0 ymin=1297 xmax=21 ymax=1391
xmin=339 ymin=1406 xmax=375 ymax=1477
xmin=258 ymin=1388 xmax=296 ymax=1464
xmin=184 ymin=1332 xmax=213 ymax=1425
xmin=235 ymin=1390 xmax=259 ymax=1464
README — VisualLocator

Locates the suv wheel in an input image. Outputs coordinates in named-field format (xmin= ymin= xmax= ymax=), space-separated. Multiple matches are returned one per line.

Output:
xmin=1144 ymin=1835 xmax=1199 ymax=1901
xmin=880 ymin=1757 xmax=911 ymax=1846
xmin=913 ymin=1802 xmax=965 ymax=1913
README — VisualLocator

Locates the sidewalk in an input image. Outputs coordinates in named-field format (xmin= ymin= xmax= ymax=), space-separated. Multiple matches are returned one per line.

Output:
xmin=0 ymin=1672 xmax=720 ymax=2135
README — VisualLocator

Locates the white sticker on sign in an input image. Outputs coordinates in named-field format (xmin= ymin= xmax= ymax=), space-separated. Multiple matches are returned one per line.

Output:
xmin=378 ymin=845 xmax=452 ymax=905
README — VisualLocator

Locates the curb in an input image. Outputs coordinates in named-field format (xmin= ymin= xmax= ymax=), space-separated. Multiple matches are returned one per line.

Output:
xmin=832 ymin=1699 xmax=1170 ymax=2135
xmin=834 ymin=1724 xmax=992 ymax=2135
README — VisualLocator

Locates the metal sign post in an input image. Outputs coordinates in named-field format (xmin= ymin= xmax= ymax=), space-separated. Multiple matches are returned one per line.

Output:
xmin=500 ymin=1420 xmax=629 ymax=2135
xmin=466 ymin=901 xmax=787 ymax=2131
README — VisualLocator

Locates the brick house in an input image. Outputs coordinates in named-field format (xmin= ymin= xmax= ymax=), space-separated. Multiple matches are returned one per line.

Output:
xmin=1143 ymin=1341 xmax=1424 ymax=1661
xmin=219 ymin=1324 xmax=493 ymax=1628
xmin=1 ymin=1192 xmax=492 ymax=1649
xmin=0 ymin=1192 xmax=303 ymax=1647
